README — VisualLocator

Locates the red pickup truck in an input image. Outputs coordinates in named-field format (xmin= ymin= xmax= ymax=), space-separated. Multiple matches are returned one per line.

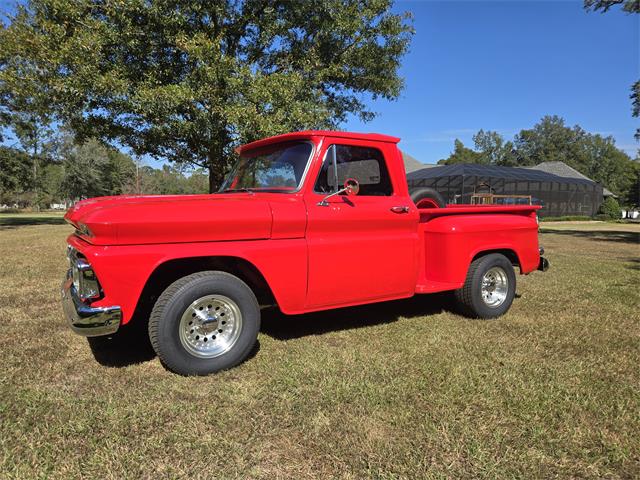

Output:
xmin=62 ymin=130 xmax=548 ymax=375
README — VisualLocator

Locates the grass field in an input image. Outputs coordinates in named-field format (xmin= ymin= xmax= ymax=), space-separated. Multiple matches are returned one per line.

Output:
xmin=1 ymin=218 xmax=638 ymax=478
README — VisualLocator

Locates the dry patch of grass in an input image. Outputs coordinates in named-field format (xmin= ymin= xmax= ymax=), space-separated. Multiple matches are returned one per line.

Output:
xmin=1 ymin=218 xmax=638 ymax=478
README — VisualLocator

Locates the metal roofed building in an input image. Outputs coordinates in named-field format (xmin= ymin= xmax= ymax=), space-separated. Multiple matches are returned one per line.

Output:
xmin=401 ymin=150 xmax=432 ymax=174
xmin=527 ymin=161 xmax=615 ymax=197
xmin=406 ymin=163 xmax=604 ymax=217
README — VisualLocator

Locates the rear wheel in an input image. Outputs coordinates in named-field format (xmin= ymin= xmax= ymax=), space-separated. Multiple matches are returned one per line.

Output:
xmin=149 ymin=271 xmax=260 ymax=375
xmin=455 ymin=253 xmax=516 ymax=319
xmin=410 ymin=188 xmax=445 ymax=209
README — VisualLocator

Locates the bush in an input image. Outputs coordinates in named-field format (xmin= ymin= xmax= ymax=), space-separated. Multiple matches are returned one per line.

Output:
xmin=540 ymin=215 xmax=592 ymax=222
xmin=598 ymin=197 xmax=622 ymax=220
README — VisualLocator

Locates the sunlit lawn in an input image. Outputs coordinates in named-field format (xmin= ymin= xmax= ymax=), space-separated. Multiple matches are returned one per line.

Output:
xmin=0 ymin=218 xmax=638 ymax=478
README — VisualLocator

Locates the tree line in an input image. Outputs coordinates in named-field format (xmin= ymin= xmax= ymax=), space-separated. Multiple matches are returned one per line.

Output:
xmin=437 ymin=115 xmax=639 ymax=207
xmin=0 ymin=133 xmax=208 ymax=208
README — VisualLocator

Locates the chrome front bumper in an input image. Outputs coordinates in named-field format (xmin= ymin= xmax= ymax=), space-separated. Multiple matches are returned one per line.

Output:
xmin=61 ymin=269 xmax=122 ymax=337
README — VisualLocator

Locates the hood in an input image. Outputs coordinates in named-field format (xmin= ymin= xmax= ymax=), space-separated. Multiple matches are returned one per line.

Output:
xmin=65 ymin=194 xmax=273 ymax=245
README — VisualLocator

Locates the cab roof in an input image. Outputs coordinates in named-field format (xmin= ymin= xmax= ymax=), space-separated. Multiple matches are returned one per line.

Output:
xmin=237 ymin=130 xmax=401 ymax=154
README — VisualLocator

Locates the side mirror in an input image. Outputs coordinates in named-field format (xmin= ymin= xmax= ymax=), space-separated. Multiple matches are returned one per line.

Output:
xmin=344 ymin=178 xmax=359 ymax=196
xmin=317 ymin=178 xmax=360 ymax=206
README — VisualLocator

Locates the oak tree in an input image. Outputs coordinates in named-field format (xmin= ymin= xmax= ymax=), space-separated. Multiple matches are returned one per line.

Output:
xmin=0 ymin=0 xmax=413 ymax=191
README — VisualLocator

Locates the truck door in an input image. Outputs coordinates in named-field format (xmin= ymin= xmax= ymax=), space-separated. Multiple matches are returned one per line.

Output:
xmin=304 ymin=141 xmax=419 ymax=309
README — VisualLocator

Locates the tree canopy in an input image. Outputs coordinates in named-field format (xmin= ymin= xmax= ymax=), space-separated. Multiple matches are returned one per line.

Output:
xmin=438 ymin=139 xmax=485 ymax=165
xmin=0 ymin=0 xmax=413 ymax=191
xmin=584 ymin=0 xmax=640 ymax=13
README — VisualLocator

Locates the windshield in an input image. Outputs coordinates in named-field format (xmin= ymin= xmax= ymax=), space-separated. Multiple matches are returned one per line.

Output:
xmin=220 ymin=141 xmax=313 ymax=192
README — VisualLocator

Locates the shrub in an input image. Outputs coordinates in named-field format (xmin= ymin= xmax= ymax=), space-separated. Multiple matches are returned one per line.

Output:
xmin=598 ymin=197 xmax=622 ymax=220
xmin=540 ymin=215 xmax=592 ymax=222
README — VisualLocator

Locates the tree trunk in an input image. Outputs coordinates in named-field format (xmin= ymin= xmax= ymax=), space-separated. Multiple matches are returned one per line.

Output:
xmin=32 ymin=147 xmax=39 ymax=212
xmin=207 ymin=130 xmax=231 ymax=193
xmin=208 ymin=147 xmax=228 ymax=193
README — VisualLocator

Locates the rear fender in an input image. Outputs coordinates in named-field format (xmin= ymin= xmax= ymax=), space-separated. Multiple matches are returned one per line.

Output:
xmin=418 ymin=214 xmax=539 ymax=290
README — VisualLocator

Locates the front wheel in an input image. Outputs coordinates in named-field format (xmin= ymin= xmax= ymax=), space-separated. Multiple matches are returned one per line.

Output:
xmin=454 ymin=254 xmax=516 ymax=319
xmin=149 ymin=271 xmax=260 ymax=375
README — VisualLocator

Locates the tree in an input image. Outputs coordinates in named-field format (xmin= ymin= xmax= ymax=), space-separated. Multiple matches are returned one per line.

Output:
xmin=9 ymin=113 xmax=58 ymax=202
xmin=513 ymin=115 xmax=590 ymax=167
xmin=0 ymin=146 xmax=31 ymax=198
xmin=103 ymin=150 xmax=137 ymax=196
xmin=584 ymin=1 xmax=640 ymax=13
xmin=625 ymin=157 xmax=640 ymax=207
xmin=632 ymin=80 xmax=640 ymax=139
xmin=472 ymin=130 xmax=516 ymax=166
xmin=183 ymin=169 xmax=210 ymax=194
xmin=585 ymin=1 xmax=640 ymax=139
xmin=60 ymin=139 xmax=110 ymax=200
xmin=0 ymin=1 xmax=413 ymax=192
xmin=438 ymin=132 xmax=515 ymax=166
xmin=513 ymin=115 xmax=635 ymax=197
xmin=39 ymin=162 xmax=64 ymax=207
xmin=599 ymin=196 xmax=622 ymax=219
xmin=580 ymin=133 xmax=636 ymax=197
xmin=438 ymin=139 xmax=484 ymax=165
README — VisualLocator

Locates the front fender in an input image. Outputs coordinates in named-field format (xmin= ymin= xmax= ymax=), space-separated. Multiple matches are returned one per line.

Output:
xmin=67 ymin=235 xmax=308 ymax=324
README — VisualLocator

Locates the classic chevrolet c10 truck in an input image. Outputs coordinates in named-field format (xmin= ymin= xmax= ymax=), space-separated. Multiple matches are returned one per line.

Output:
xmin=62 ymin=130 xmax=549 ymax=375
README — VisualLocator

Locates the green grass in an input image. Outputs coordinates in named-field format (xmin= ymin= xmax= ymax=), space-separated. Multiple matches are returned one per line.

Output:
xmin=0 ymin=220 xmax=638 ymax=478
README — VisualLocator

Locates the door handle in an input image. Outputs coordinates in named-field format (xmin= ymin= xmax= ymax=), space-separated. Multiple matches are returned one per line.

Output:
xmin=390 ymin=206 xmax=410 ymax=214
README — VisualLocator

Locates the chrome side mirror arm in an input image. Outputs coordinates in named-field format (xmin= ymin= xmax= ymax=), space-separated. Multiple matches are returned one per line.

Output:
xmin=317 ymin=178 xmax=360 ymax=206
xmin=317 ymin=187 xmax=349 ymax=206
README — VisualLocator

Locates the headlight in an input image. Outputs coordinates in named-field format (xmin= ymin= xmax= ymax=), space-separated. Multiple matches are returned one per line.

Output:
xmin=76 ymin=223 xmax=93 ymax=237
xmin=67 ymin=247 xmax=102 ymax=301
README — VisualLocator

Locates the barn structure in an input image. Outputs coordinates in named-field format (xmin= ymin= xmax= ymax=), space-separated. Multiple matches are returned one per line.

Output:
xmin=406 ymin=163 xmax=604 ymax=218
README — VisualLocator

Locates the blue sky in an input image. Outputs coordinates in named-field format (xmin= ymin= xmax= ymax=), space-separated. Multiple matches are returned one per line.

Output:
xmin=346 ymin=0 xmax=639 ymax=163
xmin=2 ymin=0 xmax=638 ymax=166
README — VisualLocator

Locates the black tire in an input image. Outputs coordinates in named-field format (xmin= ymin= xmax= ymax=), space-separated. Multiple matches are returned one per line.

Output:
xmin=410 ymin=188 xmax=445 ymax=208
xmin=454 ymin=253 xmax=516 ymax=319
xmin=149 ymin=271 xmax=260 ymax=375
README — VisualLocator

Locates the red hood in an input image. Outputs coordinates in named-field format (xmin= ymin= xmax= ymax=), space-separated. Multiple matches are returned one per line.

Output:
xmin=64 ymin=194 xmax=273 ymax=245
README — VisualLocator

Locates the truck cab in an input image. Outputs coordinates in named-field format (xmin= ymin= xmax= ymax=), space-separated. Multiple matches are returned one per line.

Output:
xmin=62 ymin=130 xmax=548 ymax=375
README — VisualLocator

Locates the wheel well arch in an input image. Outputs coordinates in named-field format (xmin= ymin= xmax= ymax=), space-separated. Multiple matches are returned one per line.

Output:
xmin=471 ymin=249 xmax=522 ymax=272
xmin=130 ymin=256 xmax=276 ymax=326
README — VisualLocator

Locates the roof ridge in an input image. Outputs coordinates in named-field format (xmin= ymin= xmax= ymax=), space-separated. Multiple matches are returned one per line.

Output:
xmin=406 ymin=162 xmax=596 ymax=185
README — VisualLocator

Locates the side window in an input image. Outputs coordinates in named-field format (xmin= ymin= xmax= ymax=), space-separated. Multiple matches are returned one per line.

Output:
xmin=313 ymin=145 xmax=393 ymax=196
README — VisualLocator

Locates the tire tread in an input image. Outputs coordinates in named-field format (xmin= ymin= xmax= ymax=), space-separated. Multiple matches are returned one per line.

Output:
xmin=454 ymin=256 xmax=482 ymax=317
